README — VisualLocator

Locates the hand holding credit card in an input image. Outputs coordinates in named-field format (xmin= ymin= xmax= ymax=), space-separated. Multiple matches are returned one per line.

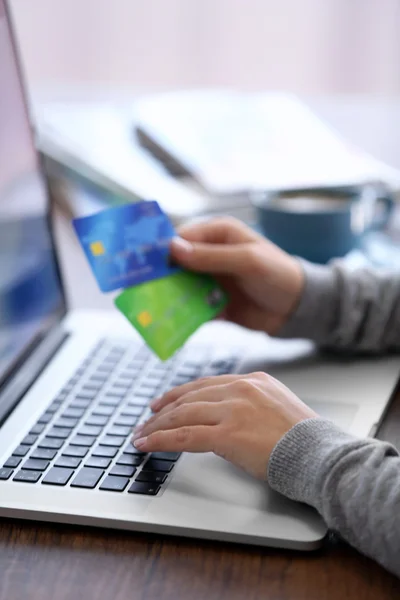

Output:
xmin=73 ymin=201 xmax=227 ymax=360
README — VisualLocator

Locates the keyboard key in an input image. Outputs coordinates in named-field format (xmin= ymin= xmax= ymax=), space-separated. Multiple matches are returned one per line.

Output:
xmin=126 ymin=397 xmax=148 ymax=407
xmin=92 ymin=406 xmax=115 ymax=417
xmin=31 ymin=448 xmax=57 ymax=460
xmin=75 ymin=391 xmax=98 ymax=400
xmin=116 ymin=454 xmax=144 ymax=467
xmin=55 ymin=456 xmax=81 ymax=469
xmin=29 ymin=423 xmax=46 ymax=436
xmin=144 ymin=459 xmax=174 ymax=473
xmin=126 ymin=360 xmax=145 ymax=369
xmin=47 ymin=400 xmax=62 ymax=414
xmin=105 ymin=391 xmax=126 ymax=399
xmin=68 ymin=398 xmax=92 ymax=409
xmin=0 ymin=467 xmax=13 ymax=480
xmin=89 ymin=373 xmax=109 ymax=382
xmin=99 ymin=435 xmax=125 ymax=448
xmin=100 ymin=476 xmax=129 ymax=492
xmin=38 ymin=412 xmax=53 ymax=425
xmin=54 ymin=417 xmax=79 ymax=429
xmin=53 ymin=396 xmax=66 ymax=405
xmin=13 ymin=470 xmax=42 ymax=483
xmin=152 ymin=363 xmax=170 ymax=372
xmin=113 ymin=415 xmax=138 ymax=427
xmin=42 ymin=467 xmax=74 ymax=486
xmin=110 ymin=343 xmax=129 ymax=353
xmin=151 ymin=452 xmax=180 ymax=462
xmin=99 ymin=397 xmax=121 ymax=407
xmin=82 ymin=383 xmax=103 ymax=392
xmin=108 ymin=345 xmax=126 ymax=355
xmin=135 ymin=389 xmax=155 ymax=398
xmin=102 ymin=351 xmax=121 ymax=361
xmin=63 ymin=408 xmax=85 ymax=419
xmin=99 ymin=359 xmax=118 ymax=370
xmin=21 ymin=434 xmax=39 ymax=446
xmin=111 ymin=381 xmax=131 ymax=390
xmin=77 ymin=425 xmax=103 ymax=437
xmin=85 ymin=415 xmax=109 ymax=427
xmin=70 ymin=435 xmax=96 ymax=447
xmin=118 ymin=371 xmax=137 ymax=381
xmin=91 ymin=446 xmax=118 ymax=458
xmin=121 ymin=406 xmax=144 ymax=417
xmin=62 ymin=445 xmax=89 ymax=458
xmin=147 ymin=368 xmax=166 ymax=377
xmin=123 ymin=444 xmax=145 ymax=456
xmin=22 ymin=459 xmax=49 ymax=471
xmin=38 ymin=437 xmax=64 ymax=450
xmin=46 ymin=427 xmax=71 ymax=439
xmin=110 ymin=465 xmax=136 ymax=478
xmin=140 ymin=380 xmax=159 ymax=389
xmin=107 ymin=426 xmax=131 ymax=437
xmin=85 ymin=457 xmax=111 ymax=469
xmin=135 ymin=347 xmax=151 ymax=360
xmin=71 ymin=468 xmax=104 ymax=489
xmin=12 ymin=445 xmax=30 ymax=457
xmin=175 ymin=366 xmax=199 ymax=378
xmin=136 ymin=471 xmax=167 ymax=485
xmin=3 ymin=456 xmax=21 ymax=469
xmin=128 ymin=482 xmax=160 ymax=496
xmin=95 ymin=365 xmax=113 ymax=375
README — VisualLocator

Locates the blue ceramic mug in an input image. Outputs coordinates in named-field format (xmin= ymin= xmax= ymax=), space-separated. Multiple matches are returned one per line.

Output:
xmin=252 ymin=183 xmax=394 ymax=264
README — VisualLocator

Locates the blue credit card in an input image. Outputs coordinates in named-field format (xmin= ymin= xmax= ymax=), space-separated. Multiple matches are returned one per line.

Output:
xmin=72 ymin=201 xmax=180 ymax=292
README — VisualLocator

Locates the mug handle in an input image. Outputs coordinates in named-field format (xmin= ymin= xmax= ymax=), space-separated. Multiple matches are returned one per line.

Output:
xmin=366 ymin=184 xmax=395 ymax=232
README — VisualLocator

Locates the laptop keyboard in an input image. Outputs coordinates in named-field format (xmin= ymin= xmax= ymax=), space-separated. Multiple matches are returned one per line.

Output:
xmin=0 ymin=339 xmax=237 ymax=495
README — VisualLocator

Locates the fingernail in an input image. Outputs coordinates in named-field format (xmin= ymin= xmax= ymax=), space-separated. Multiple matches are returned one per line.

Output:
xmin=150 ymin=398 xmax=161 ymax=411
xmin=171 ymin=237 xmax=193 ymax=255
xmin=133 ymin=436 xmax=148 ymax=450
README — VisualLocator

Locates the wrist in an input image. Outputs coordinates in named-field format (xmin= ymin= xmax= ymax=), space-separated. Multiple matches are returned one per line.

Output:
xmin=275 ymin=260 xmax=338 ymax=341
xmin=267 ymin=257 xmax=305 ymax=335
xmin=267 ymin=418 xmax=357 ymax=508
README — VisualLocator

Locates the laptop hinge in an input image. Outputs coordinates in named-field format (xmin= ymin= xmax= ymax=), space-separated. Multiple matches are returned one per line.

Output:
xmin=0 ymin=325 xmax=69 ymax=426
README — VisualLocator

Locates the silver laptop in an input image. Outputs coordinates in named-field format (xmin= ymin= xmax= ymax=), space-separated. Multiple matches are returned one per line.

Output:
xmin=1 ymin=2 xmax=399 ymax=551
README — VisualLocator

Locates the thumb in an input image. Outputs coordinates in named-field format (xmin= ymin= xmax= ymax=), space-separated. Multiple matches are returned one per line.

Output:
xmin=170 ymin=237 xmax=249 ymax=274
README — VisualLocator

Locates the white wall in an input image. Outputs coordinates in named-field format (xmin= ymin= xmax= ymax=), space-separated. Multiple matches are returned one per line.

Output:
xmin=10 ymin=0 xmax=400 ymax=95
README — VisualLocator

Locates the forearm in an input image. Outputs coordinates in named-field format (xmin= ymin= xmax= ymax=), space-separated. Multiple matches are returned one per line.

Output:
xmin=278 ymin=261 xmax=400 ymax=352
xmin=268 ymin=419 xmax=400 ymax=577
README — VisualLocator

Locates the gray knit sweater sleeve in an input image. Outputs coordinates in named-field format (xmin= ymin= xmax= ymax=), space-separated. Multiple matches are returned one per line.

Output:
xmin=268 ymin=262 xmax=400 ymax=577
xmin=278 ymin=260 xmax=400 ymax=352
xmin=268 ymin=419 xmax=400 ymax=577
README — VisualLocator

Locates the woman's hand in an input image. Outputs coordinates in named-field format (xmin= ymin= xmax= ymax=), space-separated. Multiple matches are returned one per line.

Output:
xmin=170 ymin=217 xmax=304 ymax=335
xmin=133 ymin=372 xmax=317 ymax=480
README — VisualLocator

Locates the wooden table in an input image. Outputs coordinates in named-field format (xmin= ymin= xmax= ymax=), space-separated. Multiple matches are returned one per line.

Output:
xmin=2 ymin=98 xmax=400 ymax=599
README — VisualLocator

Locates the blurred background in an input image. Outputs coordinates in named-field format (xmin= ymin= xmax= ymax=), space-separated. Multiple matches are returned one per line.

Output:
xmin=11 ymin=0 xmax=400 ymax=96
xmin=7 ymin=0 xmax=400 ymax=275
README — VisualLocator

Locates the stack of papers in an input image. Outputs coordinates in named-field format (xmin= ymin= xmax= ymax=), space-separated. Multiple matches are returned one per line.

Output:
xmin=34 ymin=92 xmax=400 ymax=228
xmin=135 ymin=90 xmax=400 ymax=195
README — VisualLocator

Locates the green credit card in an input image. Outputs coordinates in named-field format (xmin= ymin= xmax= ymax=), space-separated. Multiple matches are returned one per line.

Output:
xmin=114 ymin=271 xmax=228 ymax=361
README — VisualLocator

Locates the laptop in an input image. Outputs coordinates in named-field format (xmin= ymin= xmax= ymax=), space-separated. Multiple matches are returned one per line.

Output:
xmin=1 ymin=1 xmax=400 ymax=550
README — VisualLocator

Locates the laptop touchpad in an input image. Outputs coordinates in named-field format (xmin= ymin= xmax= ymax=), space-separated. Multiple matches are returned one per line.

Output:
xmin=304 ymin=400 xmax=358 ymax=430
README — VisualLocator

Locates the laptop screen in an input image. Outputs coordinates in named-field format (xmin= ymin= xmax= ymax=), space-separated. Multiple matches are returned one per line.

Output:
xmin=0 ymin=2 xmax=65 ymax=386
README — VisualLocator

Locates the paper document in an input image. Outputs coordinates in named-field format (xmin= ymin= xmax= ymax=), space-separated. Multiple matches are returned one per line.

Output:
xmin=135 ymin=90 xmax=400 ymax=195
